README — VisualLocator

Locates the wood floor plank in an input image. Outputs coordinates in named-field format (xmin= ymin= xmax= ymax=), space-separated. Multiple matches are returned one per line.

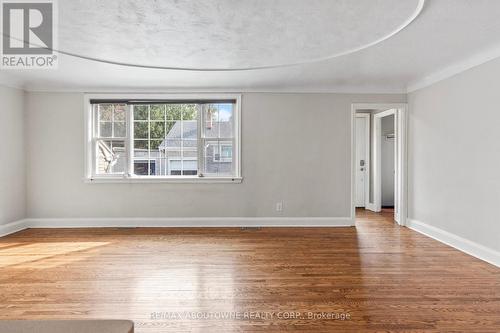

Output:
xmin=0 ymin=209 xmax=499 ymax=332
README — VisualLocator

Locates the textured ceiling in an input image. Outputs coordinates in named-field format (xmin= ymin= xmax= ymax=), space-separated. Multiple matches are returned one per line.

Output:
xmin=2 ymin=0 xmax=500 ymax=92
xmin=57 ymin=0 xmax=421 ymax=69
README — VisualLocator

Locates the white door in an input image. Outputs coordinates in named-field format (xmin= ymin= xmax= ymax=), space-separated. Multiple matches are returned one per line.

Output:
xmin=355 ymin=115 xmax=369 ymax=207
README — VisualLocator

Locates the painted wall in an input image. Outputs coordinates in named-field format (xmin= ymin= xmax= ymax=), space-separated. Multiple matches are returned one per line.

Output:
xmin=408 ymin=57 xmax=500 ymax=252
xmin=381 ymin=115 xmax=395 ymax=207
xmin=25 ymin=92 xmax=404 ymax=219
xmin=0 ymin=85 xmax=25 ymax=225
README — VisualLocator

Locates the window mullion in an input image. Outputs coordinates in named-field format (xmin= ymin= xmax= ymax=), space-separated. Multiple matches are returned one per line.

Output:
xmin=127 ymin=104 xmax=134 ymax=177
xmin=93 ymin=104 xmax=99 ymax=177
xmin=163 ymin=104 xmax=167 ymax=176
xmin=180 ymin=105 xmax=184 ymax=175
xmin=95 ymin=104 xmax=99 ymax=138
xmin=197 ymin=104 xmax=204 ymax=177
xmin=111 ymin=104 xmax=115 ymax=137
xmin=147 ymin=105 xmax=151 ymax=175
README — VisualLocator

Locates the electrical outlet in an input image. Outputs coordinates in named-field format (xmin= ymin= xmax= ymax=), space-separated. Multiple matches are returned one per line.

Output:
xmin=276 ymin=201 xmax=283 ymax=212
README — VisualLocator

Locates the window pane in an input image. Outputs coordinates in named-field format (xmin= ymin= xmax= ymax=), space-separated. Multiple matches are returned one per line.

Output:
xmin=203 ymin=103 xmax=233 ymax=138
xmin=182 ymin=104 xmax=197 ymax=121
xmin=132 ymin=104 xmax=200 ymax=177
xmin=182 ymin=120 xmax=198 ymax=140
xmin=150 ymin=122 xmax=165 ymax=139
xmin=155 ymin=158 xmax=167 ymax=176
xmin=182 ymin=139 xmax=197 ymax=151
xmin=164 ymin=121 xmax=179 ymax=138
xmin=149 ymin=160 xmax=158 ymax=176
xmin=203 ymin=140 xmax=233 ymax=176
xmin=134 ymin=122 xmax=148 ymax=139
xmin=162 ymin=138 xmax=180 ymax=150
xmin=182 ymin=140 xmax=198 ymax=156
xmin=133 ymin=160 xmax=149 ymax=176
xmin=134 ymin=140 xmax=149 ymax=161
xmin=133 ymin=159 xmax=159 ymax=176
xmin=114 ymin=122 xmax=126 ymax=137
xmin=203 ymin=105 xmax=218 ymax=138
xmin=166 ymin=105 xmax=183 ymax=121
xmin=168 ymin=158 xmax=197 ymax=176
xmin=161 ymin=105 xmax=199 ymax=176
xmin=163 ymin=137 xmax=198 ymax=176
xmin=96 ymin=104 xmax=127 ymax=139
xmin=150 ymin=139 xmax=163 ymax=151
xmin=168 ymin=159 xmax=181 ymax=175
xmin=99 ymin=105 xmax=113 ymax=121
xmin=221 ymin=144 xmax=233 ymax=160
xmin=134 ymin=140 xmax=149 ymax=150
xmin=134 ymin=105 xmax=148 ymax=120
xmin=114 ymin=105 xmax=126 ymax=121
xmin=165 ymin=121 xmax=176 ymax=137
xmin=150 ymin=105 xmax=165 ymax=121
xmin=96 ymin=140 xmax=126 ymax=174
xmin=218 ymin=104 xmax=234 ymax=138
xmin=99 ymin=122 xmax=112 ymax=137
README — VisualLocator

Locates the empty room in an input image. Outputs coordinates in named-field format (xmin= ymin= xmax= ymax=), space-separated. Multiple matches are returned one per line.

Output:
xmin=0 ymin=0 xmax=499 ymax=332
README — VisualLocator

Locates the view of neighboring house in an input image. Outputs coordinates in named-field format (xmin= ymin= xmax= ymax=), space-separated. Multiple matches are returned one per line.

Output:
xmin=98 ymin=118 xmax=233 ymax=177
xmin=157 ymin=120 xmax=233 ymax=176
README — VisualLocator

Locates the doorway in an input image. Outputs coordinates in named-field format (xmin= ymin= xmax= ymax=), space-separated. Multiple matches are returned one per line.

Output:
xmin=351 ymin=104 xmax=407 ymax=226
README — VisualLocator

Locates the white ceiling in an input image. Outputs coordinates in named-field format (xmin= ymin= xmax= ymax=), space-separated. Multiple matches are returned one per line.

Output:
xmin=57 ymin=0 xmax=422 ymax=70
xmin=2 ymin=0 xmax=500 ymax=92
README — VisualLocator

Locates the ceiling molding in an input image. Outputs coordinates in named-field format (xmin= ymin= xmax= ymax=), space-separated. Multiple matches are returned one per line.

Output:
xmin=406 ymin=44 xmax=500 ymax=93
xmin=0 ymin=74 xmax=25 ymax=91
xmin=21 ymin=85 xmax=406 ymax=95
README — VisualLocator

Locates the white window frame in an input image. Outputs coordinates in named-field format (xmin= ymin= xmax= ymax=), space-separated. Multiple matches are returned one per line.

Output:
xmin=84 ymin=94 xmax=242 ymax=183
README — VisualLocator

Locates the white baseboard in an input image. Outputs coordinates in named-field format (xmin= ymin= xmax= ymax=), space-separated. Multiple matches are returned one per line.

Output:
xmin=0 ymin=217 xmax=354 ymax=237
xmin=407 ymin=219 xmax=500 ymax=267
xmin=0 ymin=219 xmax=29 ymax=237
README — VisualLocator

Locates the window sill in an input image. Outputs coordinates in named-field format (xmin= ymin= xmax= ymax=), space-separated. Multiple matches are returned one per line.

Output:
xmin=84 ymin=176 xmax=243 ymax=184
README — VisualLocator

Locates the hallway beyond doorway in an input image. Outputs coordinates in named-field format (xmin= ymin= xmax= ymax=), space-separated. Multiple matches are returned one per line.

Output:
xmin=356 ymin=207 xmax=396 ymax=225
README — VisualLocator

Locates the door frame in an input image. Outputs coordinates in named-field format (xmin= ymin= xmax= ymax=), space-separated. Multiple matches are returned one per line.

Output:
xmin=354 ymin=113 xmax=370 ymax=208
xmin=350 ymin=103 xmax=408 ymax=226
xmin=373 ymin=109 xmax=397 ymax=220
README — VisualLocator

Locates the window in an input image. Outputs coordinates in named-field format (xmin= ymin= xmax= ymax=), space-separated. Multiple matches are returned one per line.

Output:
xmin=85 ymin=94 xmax=241 ymax=182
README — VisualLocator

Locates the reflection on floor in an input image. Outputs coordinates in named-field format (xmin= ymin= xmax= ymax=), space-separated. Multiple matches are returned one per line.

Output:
xmin=0 ymin=217 xmax=498 ymax=332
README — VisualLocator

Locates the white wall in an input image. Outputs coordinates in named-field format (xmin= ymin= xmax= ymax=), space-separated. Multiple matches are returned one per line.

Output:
xmin=25 ymin=92 xmax=404 ymax=219
xmin=0 ymin=85 xmax=25 ymax=225
xmin=409 ymin=57 xmax=500 ymax=252
xmin=381 ymin=114 xmax=395 ymax=207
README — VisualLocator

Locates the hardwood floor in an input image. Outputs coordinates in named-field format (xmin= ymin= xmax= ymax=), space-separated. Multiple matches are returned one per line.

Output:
xmin=0 ymin=210 xmax=499 ymax=332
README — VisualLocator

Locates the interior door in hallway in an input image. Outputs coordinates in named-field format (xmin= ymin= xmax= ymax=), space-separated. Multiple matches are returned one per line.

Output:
xmin=355 ymin=114 xmax=369 ymax=207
